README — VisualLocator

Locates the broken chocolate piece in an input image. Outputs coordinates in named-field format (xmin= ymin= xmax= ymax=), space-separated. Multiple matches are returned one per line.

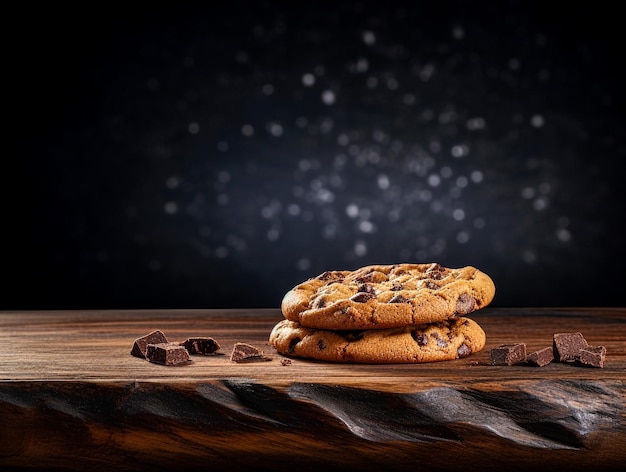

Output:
xmin=489 ymin=343 xmax=527 ymax=365
xmin=579 ymin=346 xmax=606 ymax=368
xmin=553 ymin=332 xmax=588 ymax=362
xmin=179 ymin=337 xmax=221 ymax=355
xmin=145 ymin=343 xmax=190 ymax=365
xmin=527 ymin=346 xmax=554 ymax=367
xmin=230 ymin=342 xmax=264 ymax=362
xmin=130 ymin=330 xmax=168 ymax=358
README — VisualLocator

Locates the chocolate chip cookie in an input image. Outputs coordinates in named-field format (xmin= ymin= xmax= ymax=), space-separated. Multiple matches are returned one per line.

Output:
xmin=281 ymin=263 xmax=495 ymax=330
xmin=269 ymin=317 xmax=486 ymax=364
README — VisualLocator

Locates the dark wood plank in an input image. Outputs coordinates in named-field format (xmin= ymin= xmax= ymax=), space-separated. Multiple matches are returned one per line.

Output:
xmin=0 ymin=307 xmax=624 ymax=471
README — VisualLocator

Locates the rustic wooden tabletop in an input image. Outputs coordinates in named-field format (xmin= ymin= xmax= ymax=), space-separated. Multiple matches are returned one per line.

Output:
xmin=1 ymin=307 xmax=624 ymax=471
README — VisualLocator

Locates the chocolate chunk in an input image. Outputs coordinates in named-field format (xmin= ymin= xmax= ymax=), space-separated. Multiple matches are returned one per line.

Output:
xmin=317 ymin=271 xmax=343 ymax=282
xmin=145 ymin=343 xmax=190 ymax=365
xmin=457 ymin=343 xmax=471 ymax=358
xmin=411 ymin=331 xmax=429 ymax=346
xmin=425 ymin=281 xmax=441 ymax=290
xmin=527 ymin=347 xmax=554 ymax=367
xmin=230 ymin=342 xmax=264 ymax=362
xmin=312 ymin=295 xmax=327 ymax=309
xmin=455 ymin=293 xmax=476 ymax=315
xmin=426 ymin=262 xmax=447 ymax=280
xmin=350 ymin=291 xmax=375 ymax=303
xmin=427 ymin=270 xmax=445 ymax=280
xmin=579 ymin=346 xmax=606 ymax=368
xmin=431 ymin=332 xmax=448 ymax=348
xmin=489 ymin=343 xmax=527 ymax=365
xmin=131 ymin=330 xmax=169 ymax=358
xmin=357 ymin=283 xmax=375 ymax=294
xmin=389 ymin=294 xmax=409 ymax=303
xmin=179 ymin=337 xmax=221 ymax=355
xmin=427 ymin=262 xmax=444 ymax=272
xmin=390 ymin=282 xmax=404 ymax=291
xmin=317 ymin=339 xmax=326 ymax=350
xmin=288 ymin=337 xmax=301 ymax=353
xmin=553 ymin=332 xmax=589 ymax=362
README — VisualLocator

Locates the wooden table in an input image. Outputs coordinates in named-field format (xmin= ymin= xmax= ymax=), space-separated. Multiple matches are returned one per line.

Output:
xmin=0 ymin=307 xmax=624 ymax=471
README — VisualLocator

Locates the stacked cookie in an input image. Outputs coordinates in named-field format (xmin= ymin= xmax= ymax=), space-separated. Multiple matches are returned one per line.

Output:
xmin=269 ymin=263 xmax=495 ymax=364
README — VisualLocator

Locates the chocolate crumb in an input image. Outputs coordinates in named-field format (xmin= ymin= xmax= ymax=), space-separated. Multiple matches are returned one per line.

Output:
xmin=145 ymin=343 xmax=190 ymax=365
xmin=489 ymin=343 xmax=527 ymax=365
xmin=131 ymin=330 xmax=168 ymax=358
xmin=553 ymin=332 xmax=589 ymax=362
xmin=579 ymin=346 xmax=606 ymax=368
xmin=527 ymin=346 xmax=554 ymax=367
xmin=280 ymin=359 xmax=292 ymax=366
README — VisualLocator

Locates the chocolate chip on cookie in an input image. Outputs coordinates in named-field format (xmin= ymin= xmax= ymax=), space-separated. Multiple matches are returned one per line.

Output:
xmin=350 ymin=291 xmax=375 ymax=303
xmin=425 ymin=262 xmax=448 ymax=280
xmin=455 ymin=293 xmax=476 ymax=315
xmin=411 ymin=331 xmax=429 ymax=346
xmin=389 ymin=294 xmax=410 ymax=304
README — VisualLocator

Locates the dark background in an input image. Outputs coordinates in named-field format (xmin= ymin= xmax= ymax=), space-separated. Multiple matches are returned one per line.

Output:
xmin=6 ymin=1 xmax=626 ymax=310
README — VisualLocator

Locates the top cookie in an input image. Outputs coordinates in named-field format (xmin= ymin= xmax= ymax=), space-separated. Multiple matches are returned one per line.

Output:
xmin=281 ymin=263 xmax=495 ymax=330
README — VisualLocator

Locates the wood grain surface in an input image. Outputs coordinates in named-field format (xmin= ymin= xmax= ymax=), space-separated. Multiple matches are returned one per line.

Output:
xmin=0 ymin=307 xmax=625 ymax=472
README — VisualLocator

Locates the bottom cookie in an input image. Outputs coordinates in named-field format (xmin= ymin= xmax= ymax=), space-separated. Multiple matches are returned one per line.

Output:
xmin=269 ymin=317 xmax=486 ymax=364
